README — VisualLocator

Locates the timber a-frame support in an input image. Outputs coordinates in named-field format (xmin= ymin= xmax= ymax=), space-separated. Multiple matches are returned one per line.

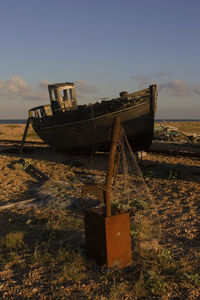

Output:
xmin=19 ymin=117 xmax=31 ymax=155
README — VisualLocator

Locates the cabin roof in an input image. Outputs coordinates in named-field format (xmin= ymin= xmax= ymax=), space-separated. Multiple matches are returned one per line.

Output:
xmin=48 ymin=82 xmax=75 ymax=89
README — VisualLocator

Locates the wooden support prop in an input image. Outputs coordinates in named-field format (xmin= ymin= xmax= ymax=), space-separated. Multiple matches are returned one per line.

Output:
xmin=19 ymin=117 xmax=31 ymax=155
xmin=113 ymin=149 xmax=121 ymax=184
xmin=105 ymin=116 xmax=122 ymax=217
xmin=81 ymin=117 xmax=122 ymax=216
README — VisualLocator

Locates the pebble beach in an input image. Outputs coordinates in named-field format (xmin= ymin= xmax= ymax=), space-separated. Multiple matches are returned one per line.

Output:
xmin=0 ymin=122 xmax=200 ymax=299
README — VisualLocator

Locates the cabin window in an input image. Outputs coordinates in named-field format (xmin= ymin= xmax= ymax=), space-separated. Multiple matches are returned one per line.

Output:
xmin=62 ymin=89 xmax=69 ymax=101
xmin=69 ymin=89 xmax=73 ymax=100
xmin=50 ymin=88 xmax=57 ymax=101
xmin=53 ymin=89 xmax=57 ymax=100
xmin=49 ymin=88 xmax=57 ymax=101
xmin=48 ymin=88 xmax=53 ymax=101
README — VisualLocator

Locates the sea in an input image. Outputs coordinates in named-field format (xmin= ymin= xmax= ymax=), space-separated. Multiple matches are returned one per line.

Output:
xmin=0 ymin=119 xmax=199 ymax=124
xmin=0 ymin=119 xmax=27 ymax=124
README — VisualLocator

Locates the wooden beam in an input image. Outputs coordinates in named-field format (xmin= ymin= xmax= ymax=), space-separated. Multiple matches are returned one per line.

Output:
xmin=19 ymin=117 xmax=31 ymax=155
xmin=105 ymin=116 xmax=122 ymax=217
xmin=0 ymin=198 xmax=38 ymax=211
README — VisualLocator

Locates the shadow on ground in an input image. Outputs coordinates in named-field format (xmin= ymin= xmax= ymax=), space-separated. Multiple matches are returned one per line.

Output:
xmin=0 ymin=144 xmax=199 ymax=183
xmin=141 ymin=159 xmax=200 ymax=183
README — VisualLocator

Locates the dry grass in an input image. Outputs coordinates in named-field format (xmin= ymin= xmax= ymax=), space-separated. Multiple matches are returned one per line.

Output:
xmin=0 ymin=123 xmax=42 ymax=141
xmin=1 ymin=205 xmax=198 ymax=299
xmin=0 ymin=231 xmax=25 ymax=249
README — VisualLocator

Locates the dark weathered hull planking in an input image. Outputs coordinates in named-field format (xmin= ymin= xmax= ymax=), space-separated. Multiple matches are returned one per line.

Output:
xmin=29 ymin=84 xmax=157 ymax=152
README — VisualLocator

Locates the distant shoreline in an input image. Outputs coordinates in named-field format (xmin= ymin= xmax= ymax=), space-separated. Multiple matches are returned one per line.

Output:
xmin=0 ymin=120 xmax=27 ymax=124
xmin=155 ymin=119 xmax=200 ymax=122
xmin=0 ymin=119 xmax=200 ymax=124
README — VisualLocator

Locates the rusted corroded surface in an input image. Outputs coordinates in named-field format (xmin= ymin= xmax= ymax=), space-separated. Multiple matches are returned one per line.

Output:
xmin=84 ymin=208 xmax=132 ymax=268
xmin=83 ymin=118 xmax=132 ymax=267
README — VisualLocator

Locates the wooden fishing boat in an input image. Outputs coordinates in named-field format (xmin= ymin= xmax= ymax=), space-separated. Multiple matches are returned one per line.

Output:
xmin=23 ymin=82 xmax=157 ymax=152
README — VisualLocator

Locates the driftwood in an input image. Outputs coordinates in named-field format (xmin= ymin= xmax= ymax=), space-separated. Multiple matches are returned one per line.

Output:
xmin=0 ymin=198 xmax=39 ymax=211
xmin=148 ymin=142 xmax=200 ymax=158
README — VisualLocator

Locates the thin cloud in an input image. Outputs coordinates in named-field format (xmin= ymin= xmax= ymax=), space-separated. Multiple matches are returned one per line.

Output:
xmin=153 ymin=70 xmax=171 ymax=77
xmin=0 ymin=77 xmax=49 ymax=101
xmin=0 ymin=77 xmax=29 ymax=100
xmin=39 ymin=80 xmax=52 ymax=90
xmin=6 ymin=76 xmax=30 ymax=93
xmin=159 ymin=79 xmax=191 ymax=97
xmin=0 ymin=77 xmax=98 ymax=103
xmin=0 ymin=80 xmax=4 ymax=89
xmin=159 ymin=79 xmax=200 ymax=97
xmin=192 ymin=84 xmax=200 ymax=95
xmin=130 ymin=71 xmax=200 ymax=97
xmin=130 ymin=69 xmax=171 ymax=88
xmin=26 ymin=91 xmax=48 ymax=101
xmin=130 ymin=74 xmax=149 ymax=82
xmin=74 ymin=80 xmax=97 ymax=94
xmin=0 ymin=76 xmax=31 ymax=99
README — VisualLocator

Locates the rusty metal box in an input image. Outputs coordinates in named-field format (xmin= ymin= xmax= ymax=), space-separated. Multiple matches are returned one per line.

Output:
xmin=84 ymin=208 xmax=132 ymax=268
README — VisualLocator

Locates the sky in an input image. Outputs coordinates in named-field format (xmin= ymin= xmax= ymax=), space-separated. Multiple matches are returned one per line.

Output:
xmin=0 ymin=0 xmax=200 ymax=119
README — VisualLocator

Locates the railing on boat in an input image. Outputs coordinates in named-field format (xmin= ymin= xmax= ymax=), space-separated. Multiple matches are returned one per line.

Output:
xmin=29 ymin=104 xmax=52 ymax=118
xmin=28 ymin=85 xmax=157 ymax=119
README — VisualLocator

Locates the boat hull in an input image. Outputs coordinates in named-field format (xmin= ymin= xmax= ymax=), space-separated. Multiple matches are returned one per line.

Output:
xmin=31 ymin=99 xmax=155 ymax=152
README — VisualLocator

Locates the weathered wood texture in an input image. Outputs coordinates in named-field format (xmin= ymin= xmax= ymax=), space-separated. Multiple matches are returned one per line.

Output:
xmin=28 ymin=85 xmax=157 ymax=152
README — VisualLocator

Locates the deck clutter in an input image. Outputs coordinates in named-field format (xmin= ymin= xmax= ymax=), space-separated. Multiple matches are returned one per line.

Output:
xmin=154 ymin=124 xmax=200 ymax=144
xmin=149 ymin=123 xmax=200 ymax=158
